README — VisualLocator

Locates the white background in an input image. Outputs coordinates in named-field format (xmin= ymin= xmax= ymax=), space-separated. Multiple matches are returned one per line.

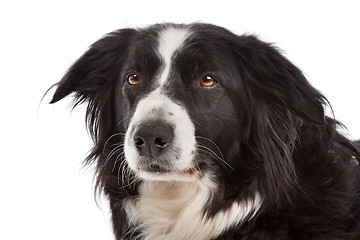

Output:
xmin=1 ymin=0 xmax=359 ymax=239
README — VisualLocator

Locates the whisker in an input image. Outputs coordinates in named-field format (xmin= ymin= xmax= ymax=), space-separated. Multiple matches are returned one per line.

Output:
xmin=117 ymin=152 xmax=128 ymax=185
xmin=195 ymin=136 xmax=225 ymax=160
xmin=118 ymin=158 xmax=123 ymax=186
xmin=112 ymin=149 xmax=125 ymax=173
xmin=197 ymin=144 xmax=234 ymax=171
xmin=103 ymin=132 xmax=125 ymax=154
xmin=109 ymin=150 xmax=138 ymax=190
xmin=121 ymin=157 xmax=128 ymax=186
xmin=196 ymin=151 xmax=224 ymax=170
xmin=103 ymin=144 xmax=123 ymax=170
xmin=117 ymin=118 xmax=130 ymax=127
xmin=118 ymin=174 xmax=139 ymax=190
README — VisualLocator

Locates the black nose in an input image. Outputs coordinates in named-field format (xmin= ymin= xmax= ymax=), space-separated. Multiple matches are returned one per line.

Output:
xmin=132 ymin=122 xmax=174 ymax=157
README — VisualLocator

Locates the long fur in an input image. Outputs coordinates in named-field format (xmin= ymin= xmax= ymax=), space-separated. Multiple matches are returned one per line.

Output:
xmin=50 ymin=23 xmax=360 ymax=240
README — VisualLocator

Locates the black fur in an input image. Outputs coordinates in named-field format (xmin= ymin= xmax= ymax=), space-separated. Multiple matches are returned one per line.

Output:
xmin=50 ymin=23 xmax=360 ymax=239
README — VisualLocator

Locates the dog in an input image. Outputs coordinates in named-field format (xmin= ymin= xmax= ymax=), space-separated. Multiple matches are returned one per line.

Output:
xmin=50 ymin=23 xmax=360 ymax=239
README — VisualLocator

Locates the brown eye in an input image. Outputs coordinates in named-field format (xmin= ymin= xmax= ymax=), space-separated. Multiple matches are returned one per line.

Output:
xmin=200 ymin=76 xmax=217 ymax=87
xmin=127 ymin=74 xmax=141 ymax=85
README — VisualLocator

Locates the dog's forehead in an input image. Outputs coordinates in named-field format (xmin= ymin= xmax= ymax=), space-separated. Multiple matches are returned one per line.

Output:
xmin=155 ymin=26 xmax=192 ymax=87
xmin=157 ymin=27 xmax=191 ymax=65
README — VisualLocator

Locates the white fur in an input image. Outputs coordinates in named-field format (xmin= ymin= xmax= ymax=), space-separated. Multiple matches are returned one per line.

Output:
xmin=124 ymin=27 xmax=196 ymax=178
xmin=156 ymin=27 xmax=191 ymax=87
xmin=124 ymin=88 xmax=197 ymax=175
xmin=124 ymin=179 xmax=262 ymax=240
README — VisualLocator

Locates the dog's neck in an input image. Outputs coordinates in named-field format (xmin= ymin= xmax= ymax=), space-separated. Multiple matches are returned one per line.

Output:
xmin=123 ymin=178 xmax=262 ymax=240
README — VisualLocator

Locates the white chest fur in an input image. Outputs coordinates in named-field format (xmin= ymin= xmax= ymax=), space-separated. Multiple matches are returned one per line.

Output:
xmin=123 ymin=179 xmax=262 ymax=240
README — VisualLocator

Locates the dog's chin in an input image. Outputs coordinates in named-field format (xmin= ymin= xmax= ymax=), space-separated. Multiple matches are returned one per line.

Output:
xmin=136 ymin=169 xmax=199 ymax=182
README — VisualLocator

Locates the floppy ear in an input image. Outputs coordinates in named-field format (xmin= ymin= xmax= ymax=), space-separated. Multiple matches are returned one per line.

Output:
xmin=50 ymin=28 xmax=137 ymax=104
xmin=234 ymin=36 xmax=328 ymax=203
xmin=235 ymin=35 xmax=327 ymax=124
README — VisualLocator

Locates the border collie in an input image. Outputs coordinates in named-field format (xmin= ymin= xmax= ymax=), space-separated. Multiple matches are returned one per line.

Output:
xmin=50 ymin=23 xmax=360 ymax=239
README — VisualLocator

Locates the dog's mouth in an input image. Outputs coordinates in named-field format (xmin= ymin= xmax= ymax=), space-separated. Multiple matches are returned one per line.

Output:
xmin=135 ymin=167 xmax=198 ymax=181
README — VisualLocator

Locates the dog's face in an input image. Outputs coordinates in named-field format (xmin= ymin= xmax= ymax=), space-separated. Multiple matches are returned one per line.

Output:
xmin=121 ymin=26 xmax=239 ymax=182
xmin=51 ymin=23 xmax=326 ymax=201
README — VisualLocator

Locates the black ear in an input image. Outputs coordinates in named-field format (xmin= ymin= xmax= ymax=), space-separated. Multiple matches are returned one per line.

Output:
xmin=234 ymin=35 xmax=327 ymax=124
xmin=234 ymin=36 xmax=329 ymax=203
xmin=50 ymin=28 xmax=138 ymax=104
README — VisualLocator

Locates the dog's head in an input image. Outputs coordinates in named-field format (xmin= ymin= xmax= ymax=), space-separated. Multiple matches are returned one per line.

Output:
xmin=51 ymin=23 xmax=327 ymax=203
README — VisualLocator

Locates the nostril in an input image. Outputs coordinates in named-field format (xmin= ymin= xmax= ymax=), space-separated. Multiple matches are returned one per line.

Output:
xmin=154 ymin=137 xmax=169 ymax=148
xmin=134 ymin=137 xmax=145 ymax=147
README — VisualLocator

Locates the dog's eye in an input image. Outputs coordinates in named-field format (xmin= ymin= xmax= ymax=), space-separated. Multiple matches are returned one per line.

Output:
xmin=127 ymin=74 xmax=141 ymax=85
xmin=200 ymin=76 xmax=217 ymax=88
